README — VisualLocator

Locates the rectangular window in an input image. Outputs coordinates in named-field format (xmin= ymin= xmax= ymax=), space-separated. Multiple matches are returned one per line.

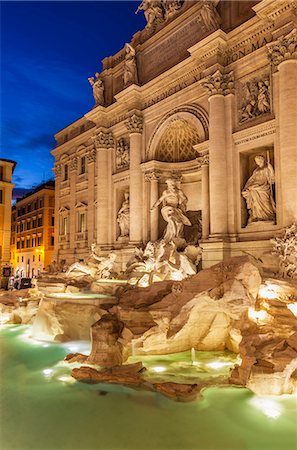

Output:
xmin=39 ymin=198 xmax=43 ymax=208
xmin=21 ymin=222 xmax=25 ymax=232
xmin=64 ymin=164 xmax=68 ymax=181
xmin=51 ymin=236 xmax=54 ymax=246
xmin=27 ymin=204 xmax=31 ymax=213
xmin=17 ymin=241 xmax=20 ymax=249
xmin=37 ymin=236 xmax=42 ymax=246
xmin=17 ymin=256 xmax=19 ymax=263
xmin=21 ymin=240 xmax=25 ymax=249
xmin=38 ymin=254 xmax=41 ymax=262
xmin=78 ymin=212 xmax=86 ymax=233
xmin=80 ymin=156 xmax=86 ymax=175
xmin=22 ymin=207 xmax=26 ymax=215
xmin=51 ymin=215 xmax=55 ymax=226
xmin=0 ymin=189 xmax=3 ymax=204
xmin=27 ymin=221 xmax=31 ymax=230
xmin=26 ymin=238 xmax=30 ymax=248
xmin=21 ymin=256 xmax=24 ymax=262
xmin=33 ymin=255 xmax=35 ymax=262
xmin=32 ymin=237 xmax=36 ymax=247
xmin=38 ymin=217 xmax=43 ymax=227
xmin=32 ymin=219 xmax=37 ymax=228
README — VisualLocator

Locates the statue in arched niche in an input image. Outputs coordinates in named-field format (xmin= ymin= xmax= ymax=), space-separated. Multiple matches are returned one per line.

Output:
xmin=117 ymin=191 xmax=130 ymax=237
xmin=151 ymin=178 xmax=191 ymax=245
xmin=242 ymin=154 xmax=276 ymax=224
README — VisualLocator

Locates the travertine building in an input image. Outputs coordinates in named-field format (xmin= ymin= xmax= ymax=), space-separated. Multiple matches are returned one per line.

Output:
xmin=10 ymin=181 xmax=55 ymax=277
xmin=0 ymin=158 xmax=16 ymax=274
xmin=52 ymin=0 xmax=297 ymax=270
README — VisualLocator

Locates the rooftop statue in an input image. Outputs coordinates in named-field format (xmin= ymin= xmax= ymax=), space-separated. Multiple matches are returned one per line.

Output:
xmin=88 ymin=73 xmax=104 ymax=106
xmin=66 ymin=245 xmax=117 ymax=279
xmin=242 ymin=154 xmax=276 ymax=225
xmin=198 ymin=1 xmax=221 ymax=31
xmin=135 ymin=0 xmax=164 ymax=29
xmin=123 ymin=43 xmax=138 ymax=87
xmin=151 ymin=178 xmax=191 ymax=245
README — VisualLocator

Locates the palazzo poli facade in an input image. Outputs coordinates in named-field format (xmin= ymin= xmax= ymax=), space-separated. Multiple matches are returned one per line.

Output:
xmin=52 ymin=0 xmax=297 ymax=270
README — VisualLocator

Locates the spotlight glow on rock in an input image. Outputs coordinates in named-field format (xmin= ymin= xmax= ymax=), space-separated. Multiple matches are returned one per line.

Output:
xmin=287 ymin=303 xmax=297 ymax=317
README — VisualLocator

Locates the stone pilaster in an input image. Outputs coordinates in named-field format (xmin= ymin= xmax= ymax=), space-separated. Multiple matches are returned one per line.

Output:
xmin=268 ymin=29 xmax=297 ymax=225
xmin=87 ymin=147 xmax=96 ymax=247
xmin=145 ymin=171 xmax=161 ymax=242
xmin=93 ymin=130 xmax=114 ymax=245
xmin=125 ymin=114 xmax=143 ymax=244
xmin=69 ymin=157 xmax=77 ymax=251
xmin=199 ymin=157 xmax=210 ymax=240
xmin=200 ymin=70 xmax=234 ymax=238
xmin=53 ymin=163 xmax=61 ymax=260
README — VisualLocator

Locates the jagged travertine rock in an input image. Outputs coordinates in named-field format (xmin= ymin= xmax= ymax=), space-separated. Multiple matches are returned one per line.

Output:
xmin=31 ymin=298 xmax=104 ymax=342
xmin=117 ymin=256 xmax=261 ymax=355
xmin=71 ymin=362 xmax=200 ymax=402
xmin=86 ymin=314 xmax=124 ymax=367
xmin=230 ymin=278 xmax=297 ymax=395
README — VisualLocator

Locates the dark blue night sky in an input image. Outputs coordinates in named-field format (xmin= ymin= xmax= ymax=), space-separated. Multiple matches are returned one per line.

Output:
xmin=1 ymin=1 xmax=145 ymax=195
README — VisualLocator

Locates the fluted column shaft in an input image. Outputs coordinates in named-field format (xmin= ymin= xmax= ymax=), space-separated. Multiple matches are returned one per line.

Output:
xmin=87 ymin=149 xmax=96 ymax=247
xmin=201 ymin=163 xmax=210 ymax=239
xmin=278 ymin=60 xmax=297 ymax=225
xmin=208 ymin=94 xmax=228 ymax=236
xmin=125 ymin=114 xmax=143 ymax=244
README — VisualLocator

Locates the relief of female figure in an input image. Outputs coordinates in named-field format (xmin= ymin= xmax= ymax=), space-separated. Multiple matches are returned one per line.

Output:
xmin=151 ymin=178 xmax=191 ymax=243
xmin=242 ymin=155 xmax=276 ymax=224
xmin=123 ymin=43 xmax=138 ymax=87
xmin=117 ymin=191 xmax=130 ymax=237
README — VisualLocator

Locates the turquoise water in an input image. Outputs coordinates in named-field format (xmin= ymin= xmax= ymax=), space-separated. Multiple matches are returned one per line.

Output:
xmin=0 ymin=325 xmax=296 ymax=450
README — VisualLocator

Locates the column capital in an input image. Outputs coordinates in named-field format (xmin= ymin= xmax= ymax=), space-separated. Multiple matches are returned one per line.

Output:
xmin=200 ymin=69 xmax=234 ymax=97
xmin=93 ymin=130 xmax=114 ymax=149
xmin=87 ymin=148 xmax=97 ymax=163
xmin=267 ymin=28 xmax=297 ymax=69
xmin=144 ymin=170 xmax=161 ymax=182
xmin=69 ymin=156 xmax=77 ymax=172
xmin=124 ymin=113 xmax=143 ymax=134
xmin=197 ymin=154 xmax=209 ymax=167
xmin=53 ymin=163 xmax=61 ymax=178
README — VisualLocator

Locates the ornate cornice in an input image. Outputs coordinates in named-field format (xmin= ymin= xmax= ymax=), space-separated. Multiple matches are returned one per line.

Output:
xmin=267 ymin=29 xmax=297 ymax=68
xmin=200 ymin=70 xmax=234 ymax=96
xmin=93 ymin=130 xmax=115 ymax=149
xmin=124 ymin=114 xmax=143 ymax=134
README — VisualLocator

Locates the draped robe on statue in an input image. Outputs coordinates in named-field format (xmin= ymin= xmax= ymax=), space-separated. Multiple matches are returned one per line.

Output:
xmin=242 ymin=162 xmax=276 ymax=223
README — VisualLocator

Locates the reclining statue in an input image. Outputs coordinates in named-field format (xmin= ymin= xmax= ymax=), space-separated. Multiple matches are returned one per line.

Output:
xmin=66 ymin=245 xmax=117 ymax=279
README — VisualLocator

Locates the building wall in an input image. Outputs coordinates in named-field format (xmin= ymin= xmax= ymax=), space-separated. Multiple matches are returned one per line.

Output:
xmin=10 ymin=183 xmax=55 ymax=277
xmin=0 ymin=159 xmax=15 ymax=275
xmin=51 ymin=0 xmax=297 ymax=270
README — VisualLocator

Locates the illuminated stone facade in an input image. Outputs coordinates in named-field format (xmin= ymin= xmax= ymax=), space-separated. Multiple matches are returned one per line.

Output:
xmin=10 ymin=181 xmax=55 ymax=277
xmin=0 ymin=158 xmax=16 ymax=276
xmin=52 ymin=0 xmax=297 ymax=270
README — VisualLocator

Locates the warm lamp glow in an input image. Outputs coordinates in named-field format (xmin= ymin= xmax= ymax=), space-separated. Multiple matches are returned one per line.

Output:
xmin=258 ymin=285 xmax=278 ymax=300
xmin=287 ymin=303 xmax=297 ymax=317
xmin=248 ymin=307 xmax=269 ymax=323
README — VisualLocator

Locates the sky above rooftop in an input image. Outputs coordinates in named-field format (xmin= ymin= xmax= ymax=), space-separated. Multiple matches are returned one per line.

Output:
xmin=1 ymin=1 xmax=145 ymax=196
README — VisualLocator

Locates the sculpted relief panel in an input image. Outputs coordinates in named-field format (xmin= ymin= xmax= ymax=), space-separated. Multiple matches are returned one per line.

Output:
xmin=116 ymin=138 xmax=130 ymax=170
xmin=238 ymin=75 xmax=271 ymax=125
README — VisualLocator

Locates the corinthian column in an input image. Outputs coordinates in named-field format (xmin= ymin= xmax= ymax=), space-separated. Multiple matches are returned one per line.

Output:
xmin=125 ymin=113 xmax=143 ymax=244
xmin=93 ymin=130 xmax=114 ymax=245
xmin=87 ymin=147 xmax=96 ymax=247
xmin=268 ymin=29 xmax=297 ymax=225
xmin=69 ymin=156 xmax=77 ymax=251
xmin=53 ymin=163 xmax=61 ymax=260
xmin=200 ymin=156 xmax=210 ymax=239
xmin=200 ymin=70 xmax=234 ymax=238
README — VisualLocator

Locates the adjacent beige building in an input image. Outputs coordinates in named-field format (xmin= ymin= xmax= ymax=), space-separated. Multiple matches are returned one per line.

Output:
xmin=10 ymin=181 xmax=55 ymax=277
xmin=51 ymin=0 xmax=297 ymax=270
xmin=0 ymin=158 xmax=16 ymax=276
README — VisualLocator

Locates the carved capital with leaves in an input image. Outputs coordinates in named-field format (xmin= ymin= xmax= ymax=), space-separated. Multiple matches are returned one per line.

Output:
xmin=53 ymin=164 xmax=61 ymax=178
xmin=200 ymin=70 xmax=234 ymax=96
xmin=93 ymin=130 xmax=115 ymax=149
xmin=267 ymin=29 xmax=297 ymax=68
xmin=124 ymin=114 xmax=143 ymax=134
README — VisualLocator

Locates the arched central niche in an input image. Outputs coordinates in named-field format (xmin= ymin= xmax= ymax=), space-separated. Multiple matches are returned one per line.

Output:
xmin=156 ymin=118 xmax=200 ymax=162
xmin=147 ymin=105 xmax=209 ymax=162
